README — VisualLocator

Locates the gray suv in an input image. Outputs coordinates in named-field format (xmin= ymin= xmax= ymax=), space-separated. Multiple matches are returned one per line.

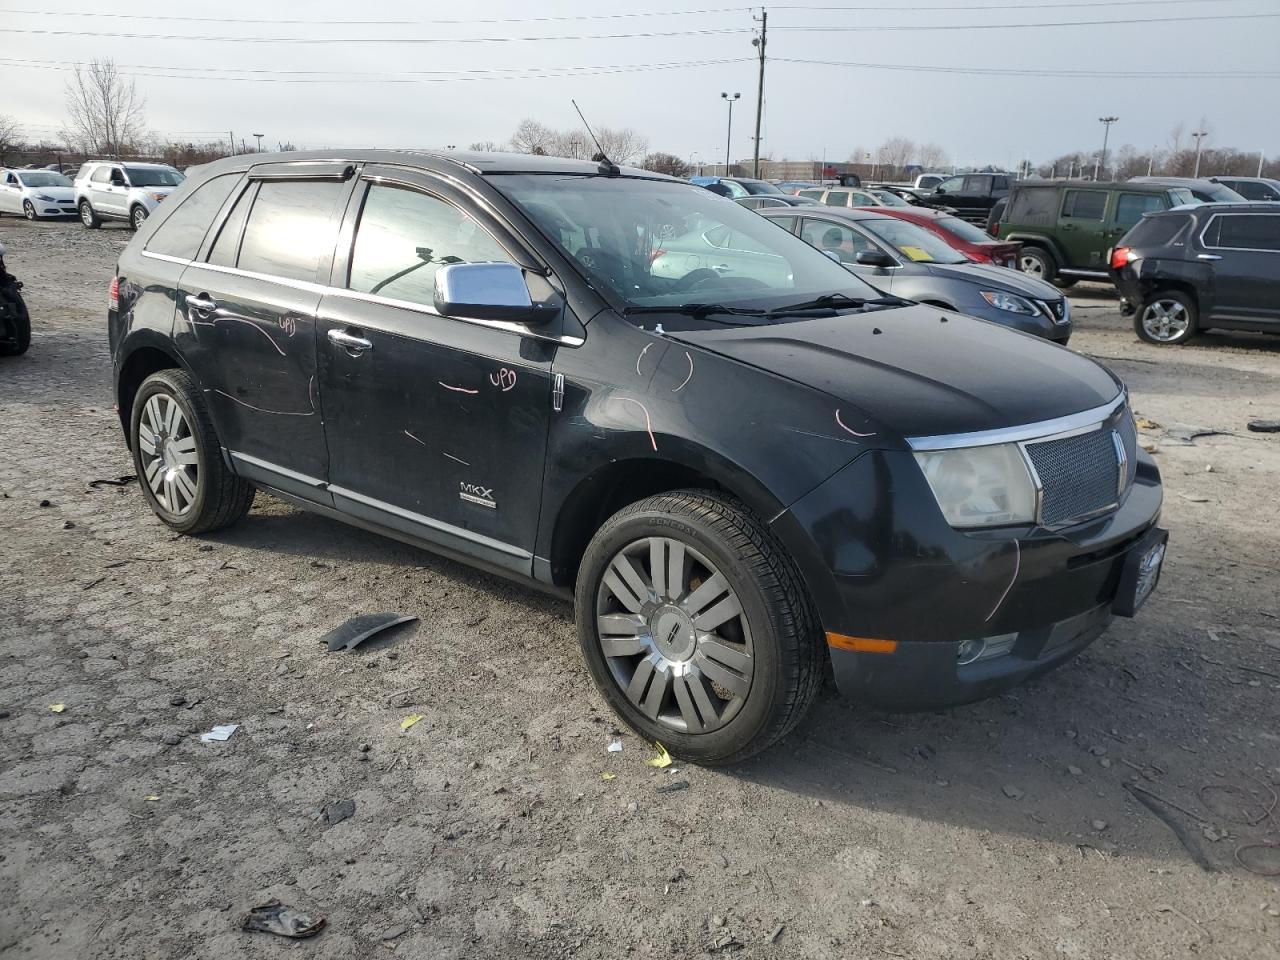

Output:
xmin=74 ymin=161 xmax=185 ymax=230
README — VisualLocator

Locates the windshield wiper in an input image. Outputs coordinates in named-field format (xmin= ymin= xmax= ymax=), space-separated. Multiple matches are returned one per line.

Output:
xmin=624 ymin=303 xmax=767 ymax=318
xmin=768 ymin=293 xmax=909 ymax=315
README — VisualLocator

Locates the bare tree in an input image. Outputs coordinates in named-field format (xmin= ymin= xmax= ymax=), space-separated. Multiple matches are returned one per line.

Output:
xmin=640 ymin=151 xmax=690 ymax=178
xmin=0 ymin=114 xmax=20 ymax=164
xmin=62 ymin=59 xmax=147 ymax=157
xmin=509 ymin=119 xmax=557 ymax=155
xmin=874 ymin=137 xmax=915 ymax=179
xmin=595 ymin=126 xmax=648 ymax=165
xmin=467 ymin=140 xmax=503 ymax=152
xmin=916 ymin=142 xmax=948 ymax=171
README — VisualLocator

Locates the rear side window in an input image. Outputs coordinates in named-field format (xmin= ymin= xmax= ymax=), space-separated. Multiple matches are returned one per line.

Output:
xmin=1114 ymin=193 xmax=1164 ymax=231
xmin=144 ymin=174 xmax=241 ymax=260
xmin=1006 ymin=187 xmax=1058 ymax=225
xmin=237 ymin=180 xmax=344 ymax=283
xmin=90 ymin=167 xmax=111 ymax=184
xmin=824 ymin=192 xmax=851 ymax=207
xmin=1209 ymin=214 xmax=1280 ymax=252
xmin=1061 ymin=190 xmax=1107 ymax=220
xmin=1226 ymin=180 xmax=1278 ymax=201
xmin=963 ymin=175 xmax=992 ymax=194
xmin=1122 ymin=214 xmax=1189 ymax=247
xmin=207 ymin=183 xmax=253 ymax=267
xmin=347 ymin=184 xmax=512 ymax=306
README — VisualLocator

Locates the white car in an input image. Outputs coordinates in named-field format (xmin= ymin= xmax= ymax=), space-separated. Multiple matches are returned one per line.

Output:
xmin=0 ymin=168 xmax=78 ymax=220
xmin=73 ymin=160 xmax=185 ymax=230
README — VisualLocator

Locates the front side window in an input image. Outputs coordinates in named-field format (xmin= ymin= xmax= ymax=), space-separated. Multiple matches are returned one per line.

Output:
xmin=1115 ymin=193 xmax=1164 ymax=231
xmin=495 ymin=174 xmax=881 ymax=313
xmin=799 ymin=218 xmax=877 ymax=263
xmin=859 ymin=217 xmax=968 ymax=264
xmin=124 ymin=166 xmax=184 ymax=188
xmin=1211 ymin=214 xmax=1280 ymax=252
xmin=963 ymin=175 xmax=993 ymax=194
xmin=348 ymin=184 xmax=512 ymax=305
xmin=237 ymin=180 xmax=344 ymax=282
xmin=718 ymin=180 xmax=749 ymax=199
xmin=1061 ymin=190 xmax=1108 ymax=221
xmin=937 ymin=176 xmax=964 ymax=193
xmin=145 ymin=174 xmax=242 ymax=260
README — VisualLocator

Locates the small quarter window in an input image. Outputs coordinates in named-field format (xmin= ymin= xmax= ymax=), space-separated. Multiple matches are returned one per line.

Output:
xmin=144 ymin=174 xmax=242 ymax=260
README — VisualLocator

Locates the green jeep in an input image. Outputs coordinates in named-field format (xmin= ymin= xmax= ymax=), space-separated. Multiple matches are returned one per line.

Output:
xmin=999 ymin=180 xmax=1196 ymax=287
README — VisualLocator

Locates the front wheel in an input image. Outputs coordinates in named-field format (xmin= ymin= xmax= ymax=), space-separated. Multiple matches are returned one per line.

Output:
xmin=0 ymin=289 xmax=31 ymax=356
xmin=1135 ymin=291 xmax=1198 ymax=345
xmin=130 ymin=369 xmax=255 ymax=534
xmin=575 ymin=490 xmax=823 ymax=765
xmin=79 ymin=200 xmax=101 ymax=229
xmin=23 ymin=201 xmax=38 ymax=221
xmin=130 ymin=205 xmax=148 ymax=230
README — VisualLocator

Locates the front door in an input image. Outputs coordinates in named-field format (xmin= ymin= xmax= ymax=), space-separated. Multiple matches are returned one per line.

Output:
xmin=0 ymin=172 xmax=20 ymax=213
xmin=797 ymin=217 xmax=898 ymax=292
xmin=316 ymin=170 xmax=557 ymax=575
xmin=1201 ymin=212 xmax=1280 ymax=324
xmin=1056 ymin=188 xmax=1109 ymax=269
xmin=173 ymin=171 xmax=350 ymax=497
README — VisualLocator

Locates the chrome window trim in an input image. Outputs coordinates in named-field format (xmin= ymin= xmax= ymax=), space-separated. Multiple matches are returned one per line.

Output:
xmin=328 ymin=484 xmax=531 ymax=560
xmin=138 ymin=251 xmax=584 ymax=345
xmin=1198 ymin=211 xmax=1280 ymax=255
xmin=907 ymin=394 xmax=1125 ymax=451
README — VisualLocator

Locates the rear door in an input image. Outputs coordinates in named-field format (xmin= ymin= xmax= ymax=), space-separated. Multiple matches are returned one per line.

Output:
xmin=174 ymin=164 xmax=352 ymax=498
xmin=1199 ymin=211 xmax=1280 ymax=324
xmin=88 ymin=165 xmax=124 ymax=217
xmin=315 ymin=167 xmax=560 ymax=574
xmin=1056 ymin=188 xmax=1109 ymax=269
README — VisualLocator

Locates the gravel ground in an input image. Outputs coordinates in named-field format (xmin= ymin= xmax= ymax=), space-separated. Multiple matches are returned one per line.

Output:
xmin=1 ymin=216 xmax=1278 ymax=960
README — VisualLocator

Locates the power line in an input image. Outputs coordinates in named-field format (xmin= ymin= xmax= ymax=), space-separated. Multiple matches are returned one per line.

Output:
xmin=775 ymin=57 xmax=1280 ymax=79
xmin=774 ymin=10 xmax=1280 ymax=31
xmin=773 ymin=0 xmax=1257 ymax=10
xmin=0 ymin=25 xmax=750 ymax=44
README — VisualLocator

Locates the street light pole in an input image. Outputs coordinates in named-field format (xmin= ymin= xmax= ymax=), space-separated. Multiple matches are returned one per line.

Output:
xmin=1098 ymin=116 xmax=1118 ymax=180
xmin=751 ymin=10 xmax=767 ymax=178
xmin=721 ymin=92 xmax=740 ymax=175
xmin=253 ymin=133 xmax=264 ymax=153
xmin=1191 ymin=129 xmax=1208 ymax=177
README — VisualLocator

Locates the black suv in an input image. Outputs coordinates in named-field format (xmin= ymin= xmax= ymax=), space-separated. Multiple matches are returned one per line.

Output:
xmin=920 ymin=173 xmax=1012 ymax=223
xmin=1110 ymin=203 xmax=1280 ymax=345
xmin=108 ymin=151 xmax=1167 ymax=763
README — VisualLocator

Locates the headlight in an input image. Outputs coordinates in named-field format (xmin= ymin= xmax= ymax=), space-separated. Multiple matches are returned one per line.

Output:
xmin=913 ymin=443 xmax=1037 ymax=527
xmin=980 ymin=290 xmax=1039 ymax=315
xmin=148 ymin=192 xmax=166 ymax=202
xmin=36 ymin=194 xmax=57 ymax=202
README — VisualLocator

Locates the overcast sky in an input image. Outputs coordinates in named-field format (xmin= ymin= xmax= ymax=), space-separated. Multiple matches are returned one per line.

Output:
xmin=4 ymin=0 xmax=1279 ymax=168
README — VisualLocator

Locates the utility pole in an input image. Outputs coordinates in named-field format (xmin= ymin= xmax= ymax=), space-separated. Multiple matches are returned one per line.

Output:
xmin=1259 ymin=150 xmax=1266 ymax=177
xmin=1098 ymin=116 xmax=1118 ymax=180
xmin=1191 ymin=128 xmax=1208 ymax=177
xmin=720 ymin=92 xmax=740 ymax=174
xmin=751 ymin=8 xmax=767 ymax=178
xmin=228 ymin=131 xmax=235 ymax=155
xmin=253 ymin=133 xmax=264 ymax=153
xmin=1147 ymin=149 xmax=1155 ymax=176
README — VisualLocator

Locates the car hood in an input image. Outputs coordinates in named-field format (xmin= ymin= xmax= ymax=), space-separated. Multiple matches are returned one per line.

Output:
xmin=920 ymin=260 xmax=1061 ymax=299
xmin=665 ymin=304 xmax=1120 ymax=438
xmin=26 ymin=185 xmax=74 ymax=200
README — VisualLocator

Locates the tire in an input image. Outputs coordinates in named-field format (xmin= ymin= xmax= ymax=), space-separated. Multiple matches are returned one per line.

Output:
xmin=129 ymin=369 xmax=255 ymax=534
xmin=1052 ymin=278 xmax=1078 ymax=289
xmin=1134 ymin=290 xmax=1198 ymax=345
xmin=79 ymin=200 xmax=101 ymax=229
xmin=23 ymin=200 xmax=38 ymax=221
xmin=130 ymin=205 xmax=148 ymax=230
xmin=1019 ymin=247 xmax=1056 ymax=284
xmin=575 ymin=489 xmax=823 ymax=765
xmin=0 ymin=290 xmax=31 ymax=357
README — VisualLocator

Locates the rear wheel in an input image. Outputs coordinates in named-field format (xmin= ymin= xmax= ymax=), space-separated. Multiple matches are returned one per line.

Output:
xmin=576 ymin=490 xmax=823 ymax=765
xmin=0 ymin=290 xmax=31 ymax=357
xmin=22 ymin=201 xmax=38 ymax=221
xmin=1019 ymin=247 xmax=1056 ymax=284
xmin=79 ymin=200 xmax=101 ymax=229
xmin=1135 ymin=291 xmax=1198 ymax=345
xmin=130 ymin=369 xmax=255 ymax=534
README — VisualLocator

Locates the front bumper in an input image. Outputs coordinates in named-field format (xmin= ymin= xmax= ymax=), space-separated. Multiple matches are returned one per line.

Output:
xmin=964 ymin=300 xmax=1071 ymax=344
xmin=770 ymin=447 xmax=1164 ymax=710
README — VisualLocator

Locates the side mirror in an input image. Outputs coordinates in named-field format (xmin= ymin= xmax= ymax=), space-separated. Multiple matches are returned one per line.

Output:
xmin=111 ymin=175 xmax=125 ymax=186
xmin=935 ymin=187 xmax=946 ymax=195
xmin=855 ymin=250 xmax=897 ymax=269
xmin=433 ymin=262 xmax=553 ymax=324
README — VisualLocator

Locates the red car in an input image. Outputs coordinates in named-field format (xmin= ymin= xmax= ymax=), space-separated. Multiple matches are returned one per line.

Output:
xmin=852 ymin=205 xmax=1021 ymax=269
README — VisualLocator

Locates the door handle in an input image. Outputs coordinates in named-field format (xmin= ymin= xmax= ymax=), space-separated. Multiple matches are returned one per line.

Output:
xmin=327 ymin=328 xmax=373 ymax=354
xmin=1197 ymin=254 xmax=1222 ymax=261
xmin=712 ymin=263 xmax=731 ymax=272
xmin=185 ymin=293 xmax=217 ymax=314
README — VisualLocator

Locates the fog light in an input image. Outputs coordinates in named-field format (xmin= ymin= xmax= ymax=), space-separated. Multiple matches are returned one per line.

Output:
xmin=957 ymin=639 xmax=985 ymax=665
xmin=978 ymin=632 xmax=1018 ymax=661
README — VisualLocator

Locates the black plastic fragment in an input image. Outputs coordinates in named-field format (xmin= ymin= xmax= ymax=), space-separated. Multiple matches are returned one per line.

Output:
xmin=320 ymin=613 xmax=418 ymax=652
xmin=240 ymin=900 xmax=326 ymax=939
xmin=655 ymin=780 xmax=691 ymax=794
xmin=1247 ymin=419 xmax=1280 ymax=433
xmin=88 ymin=475 xmax=137 ymax=489
xmin=323 ymin=798 xmax=355 ymax=825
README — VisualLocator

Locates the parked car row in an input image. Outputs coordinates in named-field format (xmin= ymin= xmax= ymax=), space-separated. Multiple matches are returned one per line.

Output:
xmin=2 ymin=161 xmax=186 ymax=228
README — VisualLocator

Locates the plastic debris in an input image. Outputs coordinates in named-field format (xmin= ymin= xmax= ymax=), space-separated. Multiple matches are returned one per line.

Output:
xmin=322 ymin=798 xmax=355 ymax=825
xmin=200 ymin=723 xmax=239 ymax=743
xmin=145 ymin=795 xmax=160 ymax=801
xmin=607 ymin=738 xmax=623 ymax=753
xmin=48 ymin=704 xmax=65 ymax=713
xmin=646 ymin=742 xmax=674 ymax=768
xmin=88 ymin=475 xmax=136 ymax=489
xmin=240 ymin=900 xmax=326 ymax=939
xmin=1135 ymin=417 xmax=1160 ymax=430
xmin=320 ymin=613 xmax=418 ymax=652
xmin=656 ymin=780 xmax=690 ymax=794
xmin=601 ymin=772 xmax=616 ymax=781
xmin=1247 ymin=419 xmax=1280 ymax=433
xmin=400 ymin=714 xmax=424 ymax=731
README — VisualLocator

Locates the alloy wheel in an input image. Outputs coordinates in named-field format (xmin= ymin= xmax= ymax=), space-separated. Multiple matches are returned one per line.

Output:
xmin=1140 ymin=299 xmax=1190 ymax=342
xmin=79 ymin=203 xmax=94 ymax=227
xmin=23 ymin=201 xmax=36 ymax=221
xmin=1020 ymin=253 xmax=1046 ymax=278
xmin=137 ymin=393 xmax=200 ymax=515
xmin=132 ymin=207 xmax=147 ymax=229
xmin=594 ymin=537 xmax=754 ymax=734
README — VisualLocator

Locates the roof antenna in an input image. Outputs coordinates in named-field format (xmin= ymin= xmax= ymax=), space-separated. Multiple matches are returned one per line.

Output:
xmin=572 ymin=99 xmax=620 ymax=176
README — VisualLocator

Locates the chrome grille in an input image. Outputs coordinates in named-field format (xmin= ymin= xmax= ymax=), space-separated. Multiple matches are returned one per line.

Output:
xmin=1025 ymin=415 xmax=1129 ymax=527
xmin=1116 ymin=407 xmax=1138 ymax=487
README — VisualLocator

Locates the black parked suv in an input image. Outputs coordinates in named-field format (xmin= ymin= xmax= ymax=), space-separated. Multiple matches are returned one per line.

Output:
xmin=921 ymin=172 xmax=1012 ymax=223
xmin=1110 ymin=203 xmax=1280 ymax=345
xmin=108 ymin=150 xmax=1167 ymax=763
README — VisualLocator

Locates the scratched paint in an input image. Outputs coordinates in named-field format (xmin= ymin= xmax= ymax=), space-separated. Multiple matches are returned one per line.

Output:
xmin=204 ymin=374 xmax=315 ymax=418
xmin=442 ymin=452 xmax=470 ymax=466
xmin=834 ymin=409 xmax=875 ymax=438
xmin=279 ymin=316 xmax=298 ymax=337
xmin=635 ymin=343 xmax=651 ymax=376
xmin=616 ymin=397 xmax=657 ymax=452
xmin=438 ymin=381 xmax=480 ymax=395
xmin=403 ymin=429 xmax=427 ymax=446
xmin=671 ymin=351 xmax=694 ymax=392
xmin=985 ymin=540 xmax=1021 ymax=622
xmin=489 ymin=368 xmax=517 ymax=392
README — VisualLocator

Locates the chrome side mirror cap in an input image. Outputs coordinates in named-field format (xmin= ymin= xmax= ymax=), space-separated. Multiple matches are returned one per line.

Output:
xmin=433 ymin=262 xmax=552 ymax=324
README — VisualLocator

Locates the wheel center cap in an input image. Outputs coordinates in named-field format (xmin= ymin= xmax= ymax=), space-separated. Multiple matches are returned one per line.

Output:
xmin=650 ymin=605 xmax=697 ymax=662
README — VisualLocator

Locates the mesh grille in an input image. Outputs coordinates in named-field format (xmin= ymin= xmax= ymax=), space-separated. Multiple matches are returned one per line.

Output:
xmin=1026 ymin=426 xmax=1122 ymax=526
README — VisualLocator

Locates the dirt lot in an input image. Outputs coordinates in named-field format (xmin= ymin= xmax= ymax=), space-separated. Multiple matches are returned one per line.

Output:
xmin=1 ymin=215 xmax=1278 ymax=960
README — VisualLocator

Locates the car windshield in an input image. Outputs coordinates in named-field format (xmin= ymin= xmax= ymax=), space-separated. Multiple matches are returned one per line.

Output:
xmin=495 ymin=174 xmax=883 ymax=315
xmin=871 ymin=190 xmax=911 ymax=207
xmin=18 ymin=171 xmax=72 ymax=187
xmin=937 ymin=216 xmax=995 ymax=244
xmin=859 ymin=217 xmax=969 ymax=264
xmin=124 ymin=166 xmax=184 ymax=187
xmin=739 ymin=179 xmax=785 ymax=196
